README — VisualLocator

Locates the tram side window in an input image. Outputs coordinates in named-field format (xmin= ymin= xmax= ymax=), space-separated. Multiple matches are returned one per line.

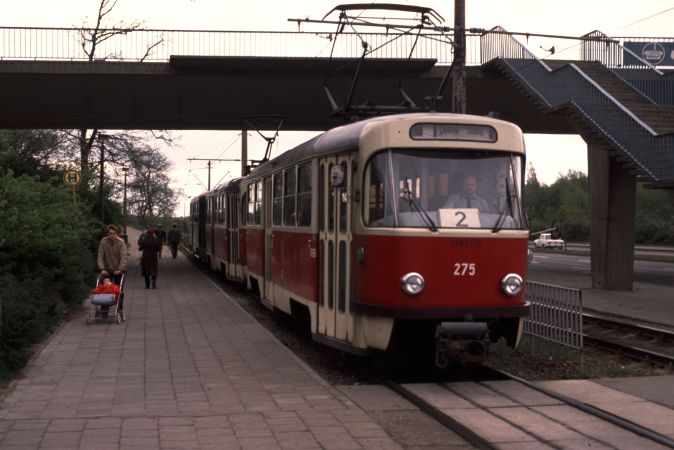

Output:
xmin=208 ymin=197 xmax=214 ymax=224
xmin=216 ymin=195 xmax=224 ymax=224
xmin=191 ymin=203 xmax=198 ymax=222
xmin=241 ymin=192 xmax=248 ymax=226
xmin=247 ymin=182 xmax=262 ymax=226
xmin=297 ymin=162 xmax=311 ymax=227
xmin=255 ymin=180 xmax=263 ymax=225
xmin=284 ymin=167 xmax=297 ymax=226
xmin=273 ymin=173 xmax=283 ymax=226
xmin=247 ymin=184 xmax=255 ymax=225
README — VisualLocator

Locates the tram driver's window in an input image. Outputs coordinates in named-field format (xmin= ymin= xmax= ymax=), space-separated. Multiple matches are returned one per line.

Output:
xmin=365 ymin=161 xmax=385 ymax=224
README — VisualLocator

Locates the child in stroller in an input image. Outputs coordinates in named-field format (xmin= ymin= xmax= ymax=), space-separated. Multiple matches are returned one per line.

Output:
xmin=87 ymin=275 xmax=124 ymax=324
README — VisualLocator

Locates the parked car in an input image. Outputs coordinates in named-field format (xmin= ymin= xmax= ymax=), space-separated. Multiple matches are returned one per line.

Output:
xmin=534 ymin=233 xmax=565 ymax=249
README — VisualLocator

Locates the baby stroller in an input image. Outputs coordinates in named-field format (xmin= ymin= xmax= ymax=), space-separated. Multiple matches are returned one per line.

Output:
xmin=86 ymin=274 xmax=124 ymax=324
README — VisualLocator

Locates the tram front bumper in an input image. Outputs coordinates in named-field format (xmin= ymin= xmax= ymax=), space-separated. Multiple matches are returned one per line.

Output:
xmin=434 ymin=322 xmax=489 ymax=368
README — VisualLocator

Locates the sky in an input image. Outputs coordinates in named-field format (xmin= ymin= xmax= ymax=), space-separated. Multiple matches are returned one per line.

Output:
xmin=4 ymin=0 xmax=674 ymax=215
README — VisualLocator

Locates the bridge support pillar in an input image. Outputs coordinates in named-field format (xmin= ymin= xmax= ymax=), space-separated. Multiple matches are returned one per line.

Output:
xmin=588 ymin=144 xmax=636 ymax=290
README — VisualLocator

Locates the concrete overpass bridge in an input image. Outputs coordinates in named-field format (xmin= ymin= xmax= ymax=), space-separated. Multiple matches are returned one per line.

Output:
xmin=1 ymin=26 xmax=673 ymax=290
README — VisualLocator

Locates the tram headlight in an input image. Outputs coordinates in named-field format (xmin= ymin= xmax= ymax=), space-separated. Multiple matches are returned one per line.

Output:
xmin=401 ymin=272 xmax=425 ymax=296
xmin=500 ymin=273 xmax=523 ymax=296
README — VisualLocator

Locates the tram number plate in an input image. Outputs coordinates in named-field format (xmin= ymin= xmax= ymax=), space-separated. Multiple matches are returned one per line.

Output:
xmin=453 ymin=262 xmax=476 ymax=276
xmin=439 ymin=208 xmax=480 ymax=228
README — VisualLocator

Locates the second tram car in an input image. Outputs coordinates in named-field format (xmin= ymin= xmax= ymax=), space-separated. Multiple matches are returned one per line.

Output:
xmin=189 ymin=112 xmax=530 ymax=367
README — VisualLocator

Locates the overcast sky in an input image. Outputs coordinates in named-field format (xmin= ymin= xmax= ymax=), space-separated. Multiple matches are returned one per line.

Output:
xmin=4 ymin=0 xmax=674 ymax=214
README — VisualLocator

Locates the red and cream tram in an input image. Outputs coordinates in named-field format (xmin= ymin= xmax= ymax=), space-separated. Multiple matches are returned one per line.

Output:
xmin=190 ymin=112 xmax=530 ymax=367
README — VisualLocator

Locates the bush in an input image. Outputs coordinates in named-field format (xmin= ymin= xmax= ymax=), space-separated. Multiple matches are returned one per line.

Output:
xmin=0 ymin=169 xmax=95 ymax=376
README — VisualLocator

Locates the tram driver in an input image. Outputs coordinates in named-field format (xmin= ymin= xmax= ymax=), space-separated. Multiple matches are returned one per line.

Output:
xmin=444 ymin=175 xmax=494 ymax=213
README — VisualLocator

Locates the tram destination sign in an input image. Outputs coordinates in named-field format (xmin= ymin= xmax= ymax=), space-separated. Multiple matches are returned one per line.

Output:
xmin=623 ymin=41 xmax=674 ymax=67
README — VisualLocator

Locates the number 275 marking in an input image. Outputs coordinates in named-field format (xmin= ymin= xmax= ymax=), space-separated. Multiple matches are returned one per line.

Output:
xmin=453 ymin=263 xmax=476 ymax=276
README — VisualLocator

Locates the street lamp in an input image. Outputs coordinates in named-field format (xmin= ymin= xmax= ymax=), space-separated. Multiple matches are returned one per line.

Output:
xmin=122 ymin=167 xmax=129 ymax=235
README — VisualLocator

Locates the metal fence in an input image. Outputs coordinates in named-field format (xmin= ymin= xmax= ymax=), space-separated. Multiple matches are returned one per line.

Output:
xmin=524 ymin=281 xmax=583 ymax=349
xmin=0 ymin=26 xmax=487 ymax=64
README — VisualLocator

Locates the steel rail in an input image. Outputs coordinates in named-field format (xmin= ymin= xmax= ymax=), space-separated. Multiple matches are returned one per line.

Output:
xmin=377 ymin=377 xmax=499 ymax=450
xmin=583 ymin=312 xmax=674 ymax=365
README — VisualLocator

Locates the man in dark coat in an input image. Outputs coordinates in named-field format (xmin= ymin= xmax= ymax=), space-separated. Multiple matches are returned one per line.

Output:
xmin=167 ymin=223 xmax=182 ymax=259
xmin=139 ymin=228 xmax=161 ymax=289
xmin=156 ymin=223 xmax=167 ymax=258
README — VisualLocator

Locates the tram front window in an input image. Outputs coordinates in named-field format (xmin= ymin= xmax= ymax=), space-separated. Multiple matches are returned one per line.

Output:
xmin=363 ymin=149 xmax=526 ymax=230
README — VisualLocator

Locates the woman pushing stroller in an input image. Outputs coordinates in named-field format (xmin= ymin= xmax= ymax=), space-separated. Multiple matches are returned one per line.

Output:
xmin=96 ymin=224 xmax=127 ymax=319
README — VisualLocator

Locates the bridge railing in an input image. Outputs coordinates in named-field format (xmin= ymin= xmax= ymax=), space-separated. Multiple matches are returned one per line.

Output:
xmin=0 ymin=26 xmax=486 ymax=64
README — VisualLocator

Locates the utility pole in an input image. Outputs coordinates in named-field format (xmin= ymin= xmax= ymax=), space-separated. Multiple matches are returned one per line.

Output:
xmin=242 ymin=128 xmax=248 ymax=176
xmin=187 ymin=158 xmax=239 ymax=190
xmin=452 ymin=0 xmax=466 ymax=114
xmin=98 ymin=133 xmax=110 ymax=223
xmin=122 ymin=166 xmax=129 ymax=236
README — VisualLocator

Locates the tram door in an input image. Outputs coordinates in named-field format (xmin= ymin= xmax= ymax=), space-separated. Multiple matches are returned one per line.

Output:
xmin=227 ymin=193 xmax=240 ymax=280
xmin=318 ymin=156 xmax=352 ymax=341
xmin=263 ymin=177 xmax=273 ymax=304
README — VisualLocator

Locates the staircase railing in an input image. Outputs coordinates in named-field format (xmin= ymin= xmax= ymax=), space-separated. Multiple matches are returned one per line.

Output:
xmin=580 ymin=30 xmax=674 ymax=106
xmin=480 ymin=27 xmax=674 ymax=183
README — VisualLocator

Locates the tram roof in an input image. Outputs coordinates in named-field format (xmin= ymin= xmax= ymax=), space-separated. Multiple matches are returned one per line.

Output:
xmin=247 ymin=112 xmax=521 ymax=180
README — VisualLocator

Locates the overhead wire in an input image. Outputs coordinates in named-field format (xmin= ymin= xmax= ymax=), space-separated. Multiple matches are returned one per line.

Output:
xmin=608 ymin=6 xmax=674 ymax=34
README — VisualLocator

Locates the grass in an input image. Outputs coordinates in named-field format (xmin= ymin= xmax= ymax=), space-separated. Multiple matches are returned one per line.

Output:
xmin=486 ymin=336 xmax=674 ymax=381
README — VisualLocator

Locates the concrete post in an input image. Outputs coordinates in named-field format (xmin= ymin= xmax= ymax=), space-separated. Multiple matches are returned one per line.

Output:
xmin=452 ymin=0 xmax=466 ymax=114
xmin=241 ymin=128 xmax=248 ymax=176
xmin=588 ymin=143 xmax=636 ymax=290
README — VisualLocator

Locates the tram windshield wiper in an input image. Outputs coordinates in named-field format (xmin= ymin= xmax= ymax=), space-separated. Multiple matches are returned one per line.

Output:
xmin=492 ymin=177 xmax=513 ymax=233
xmin=402 ymin=175 xmax=437 ymax=232
xmin=492 ymin=154 xmax=522 ymax=233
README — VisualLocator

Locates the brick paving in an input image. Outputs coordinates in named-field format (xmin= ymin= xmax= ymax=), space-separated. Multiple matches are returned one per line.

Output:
xmin=0 ymin=228 xmax=400 ymax=449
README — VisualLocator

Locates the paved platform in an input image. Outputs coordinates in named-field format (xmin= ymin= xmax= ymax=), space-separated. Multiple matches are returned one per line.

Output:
xmin=1 ymin=229 xmax=673 ymax=449
xmin=0 ymin=228 xmax=399 ymax=449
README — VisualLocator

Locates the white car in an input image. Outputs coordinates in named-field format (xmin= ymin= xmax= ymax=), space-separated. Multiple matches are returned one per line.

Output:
xmin=534 ymin=233 xmax=565 ymax=249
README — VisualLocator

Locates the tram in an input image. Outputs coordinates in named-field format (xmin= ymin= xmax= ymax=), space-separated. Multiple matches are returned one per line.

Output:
xmin=190 ymin=112 xmax=530 ymax=367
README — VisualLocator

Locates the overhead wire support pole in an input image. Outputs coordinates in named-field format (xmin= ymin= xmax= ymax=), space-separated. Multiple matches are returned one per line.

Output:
xmin=97 ymin=133 xmax=111 ymax=224
xmin=452 ymin=0 xmax=466 ymax=114
xmin=187 ymin=158 xmax=240 ymax=191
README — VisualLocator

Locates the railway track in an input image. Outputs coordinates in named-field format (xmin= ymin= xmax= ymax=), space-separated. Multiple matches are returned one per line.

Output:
xmin=583 ymin=312 xmax=674 ymax=366
xmin=188 ymin=251 xmax=674 ymax=447
xmin=380 ymin=369 xmax=674 ymax=449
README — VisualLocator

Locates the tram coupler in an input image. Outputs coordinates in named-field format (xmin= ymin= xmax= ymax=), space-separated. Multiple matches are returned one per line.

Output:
xmin=434 ymin=322 xmax=489 ymax=368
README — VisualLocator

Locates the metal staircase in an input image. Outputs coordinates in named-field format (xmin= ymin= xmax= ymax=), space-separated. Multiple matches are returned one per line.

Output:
xmin=480 ymin=27 xmax=674 ymax=188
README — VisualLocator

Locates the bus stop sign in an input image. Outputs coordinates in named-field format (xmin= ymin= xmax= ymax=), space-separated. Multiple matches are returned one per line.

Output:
xmin=64 ymin=170 xmax=81 ymax=186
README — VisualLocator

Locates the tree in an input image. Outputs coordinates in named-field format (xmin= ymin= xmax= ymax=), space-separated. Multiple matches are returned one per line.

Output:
xmin=69 ymin=0 xmax=165 ymax=178
xmin=125 ymin=145 xmax=178 ymax=221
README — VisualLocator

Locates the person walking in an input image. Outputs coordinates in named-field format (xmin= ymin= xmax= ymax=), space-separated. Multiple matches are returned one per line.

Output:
xmin=96 ymin=224 xmax=127 ymax=318
xmin=167 ymin=223 xmax=182 ymax=259
xmin=139 ymin=228 xmax=161 ymax=289
xmin=156 ymin=223 xmax=167 ymax=258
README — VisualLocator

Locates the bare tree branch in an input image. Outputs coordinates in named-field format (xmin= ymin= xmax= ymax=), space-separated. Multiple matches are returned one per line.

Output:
xmin=140 ymin=37 xmax=165 ymax=62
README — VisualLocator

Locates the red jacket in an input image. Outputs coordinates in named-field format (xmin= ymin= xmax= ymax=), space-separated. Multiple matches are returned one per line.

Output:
xmin=91 ymin=284 xmax=120 ymax=295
